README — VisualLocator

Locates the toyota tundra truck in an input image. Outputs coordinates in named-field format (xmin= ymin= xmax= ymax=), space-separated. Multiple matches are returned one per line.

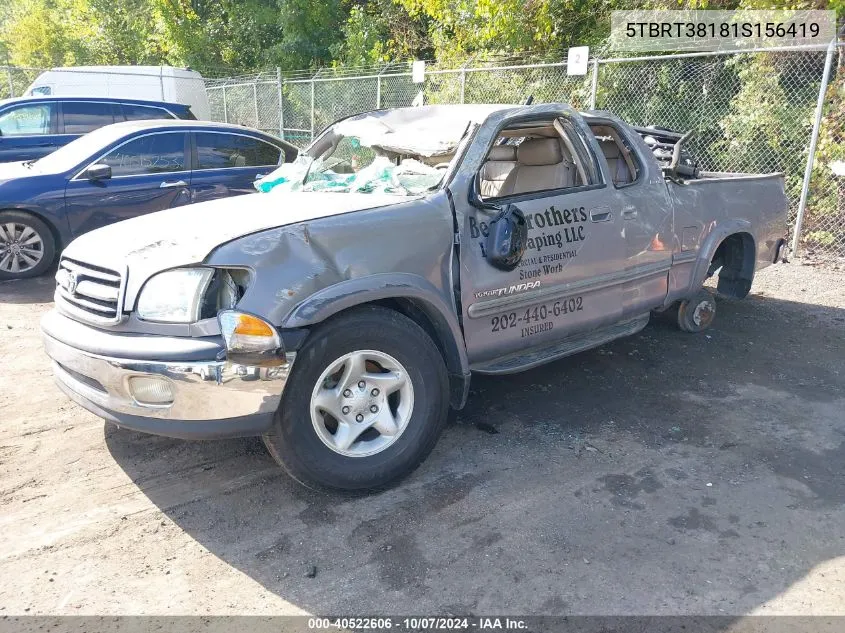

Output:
xmin=41 ymin=103 xmax=788 ymax=490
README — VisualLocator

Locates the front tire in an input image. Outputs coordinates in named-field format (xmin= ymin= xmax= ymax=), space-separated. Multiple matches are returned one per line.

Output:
xmin=0 ymin=211 xmax=56 ymax=280
xmin=263 ymin=306 xmax=450 ymax=491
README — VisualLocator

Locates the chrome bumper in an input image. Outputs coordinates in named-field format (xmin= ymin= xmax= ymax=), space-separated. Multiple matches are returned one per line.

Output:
xmin=42 ymin=326 xmax=293 ymax=439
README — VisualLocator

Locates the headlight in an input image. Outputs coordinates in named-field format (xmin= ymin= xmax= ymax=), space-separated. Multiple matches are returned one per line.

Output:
xmin=136 ymin=268 xmax=215 ymax=323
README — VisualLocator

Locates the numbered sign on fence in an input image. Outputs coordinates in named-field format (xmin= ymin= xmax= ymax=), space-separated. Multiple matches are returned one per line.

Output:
xmin=567 ymin=46 xmax=589 ymax=75
xmin=412 ymin=60 xmax=426 ymax=84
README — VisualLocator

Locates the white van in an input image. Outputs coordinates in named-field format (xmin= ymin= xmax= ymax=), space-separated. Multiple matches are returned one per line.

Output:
xmin=24 ymin=66 xmax=211 ymax=120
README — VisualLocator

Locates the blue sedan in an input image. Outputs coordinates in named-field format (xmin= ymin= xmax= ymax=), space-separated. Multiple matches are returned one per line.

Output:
xmin=0 ymin=120 xmax=297 ymax=279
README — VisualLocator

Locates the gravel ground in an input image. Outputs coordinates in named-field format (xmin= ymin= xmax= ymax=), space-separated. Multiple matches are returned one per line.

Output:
xmin=0 ymin=261 xmax=844 ymax=617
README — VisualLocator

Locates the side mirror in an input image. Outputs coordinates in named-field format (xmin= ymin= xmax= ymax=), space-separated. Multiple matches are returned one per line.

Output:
xmin=85 ymin=163 xmax=111 ymax=181
xmin=486 ymin=204 xmax=527 ymax=271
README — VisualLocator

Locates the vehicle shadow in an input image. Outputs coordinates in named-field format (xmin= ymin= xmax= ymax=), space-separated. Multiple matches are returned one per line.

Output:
xmin=104 ymin=292 xmax=845 ymax=616
xmin=0 ymin=273 xmax=56 ymax=305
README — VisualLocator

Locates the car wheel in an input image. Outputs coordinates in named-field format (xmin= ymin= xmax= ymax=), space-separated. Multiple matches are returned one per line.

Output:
xmin=0 ymin=211 xmax=56 ymax=280
xmin=677 ymin=289 xmax=716 ymax=333
xmin=263 ymin=305 xmax=450 ymax=491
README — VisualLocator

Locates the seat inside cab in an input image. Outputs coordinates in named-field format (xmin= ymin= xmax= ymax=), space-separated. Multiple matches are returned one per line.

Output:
xmin=478 ymin=121 xmax=589 ymax=199
xmin=499 ymin=138 xmax=578 ymax=196
xmin=479 ymin=145 xmax=516 ymax=197
xmin=589 ymin=124 xmax=638 ymax=186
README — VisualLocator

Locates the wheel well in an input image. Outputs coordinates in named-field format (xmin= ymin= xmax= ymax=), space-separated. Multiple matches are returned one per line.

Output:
xmin=314 ymin=297 xmax=469 ymax=410
xmin=708 ymin=232 xmax=755 ymax=299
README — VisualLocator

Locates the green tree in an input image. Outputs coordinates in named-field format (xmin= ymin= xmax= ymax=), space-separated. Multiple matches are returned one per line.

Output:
xmin=152 ymin=0 xmax=284 ymax=71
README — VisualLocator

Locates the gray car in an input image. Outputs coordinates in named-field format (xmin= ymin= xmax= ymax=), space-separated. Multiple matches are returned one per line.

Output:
xmin=40 ymin=103 xmax=788 ymax=490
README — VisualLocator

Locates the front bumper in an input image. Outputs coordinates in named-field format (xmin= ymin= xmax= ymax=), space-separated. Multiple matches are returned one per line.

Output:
xmin=41 ymin=310 xmax=293 ymax=439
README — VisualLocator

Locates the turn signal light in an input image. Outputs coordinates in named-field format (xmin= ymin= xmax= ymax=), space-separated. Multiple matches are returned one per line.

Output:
xmin=218 ymin=311 xmax=285 ymax=367
xmin=231 ymin=313 xmax=276 ymax=337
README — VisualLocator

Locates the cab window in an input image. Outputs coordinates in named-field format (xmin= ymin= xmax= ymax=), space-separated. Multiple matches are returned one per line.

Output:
xmin=589 ymin=124 xmax=640 ymax=187
xmin=478 ymin=118 xmax=600 ymax=200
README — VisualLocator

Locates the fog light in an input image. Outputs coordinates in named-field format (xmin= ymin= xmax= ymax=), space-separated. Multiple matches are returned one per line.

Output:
xmin=128 ymin=376 xmax=174 ymax=405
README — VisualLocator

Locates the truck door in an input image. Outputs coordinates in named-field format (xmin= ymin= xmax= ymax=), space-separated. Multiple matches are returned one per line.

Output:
xmin=448 ymin=106 xmax=627 ymax=370
xmin=586 ymin=118 xmax=674 ymax=317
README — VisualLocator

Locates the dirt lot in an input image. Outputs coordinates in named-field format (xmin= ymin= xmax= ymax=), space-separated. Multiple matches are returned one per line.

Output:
xmin=1 ymin=262 xmax=844 ymax=617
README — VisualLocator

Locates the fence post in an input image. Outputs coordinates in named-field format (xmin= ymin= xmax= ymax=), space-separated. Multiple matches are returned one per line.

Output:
xmin=277 ymin=67 xmax=284 ymax=139
xmin=222 ymin=85 xmax=228 ymax=123
xmin=310 ymin=78 xmax=315 ymax=141
xmin=589 ymin=59 xmax=599 ymax=110
xmin=6 ymin=67 xmax=14 ymax=98
xmin=791 ymin=41 xmax=836 ymax=258
xmin=460 ymin=68 xmax=466 ymax=104
xmin=376 ymin=74 xmax=381 ymax=108
xmin=253 ymin=82 xmax=260 ymax=129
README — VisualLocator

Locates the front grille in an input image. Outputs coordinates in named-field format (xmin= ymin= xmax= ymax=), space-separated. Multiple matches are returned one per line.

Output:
xmin=55 ymin=257 xmax=125 ymax=325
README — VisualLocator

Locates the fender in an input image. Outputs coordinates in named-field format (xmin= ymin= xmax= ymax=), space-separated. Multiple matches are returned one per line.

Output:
xmin=687 ymin=219 xmax=754 ymax=296
xmin=282 ymin=272 xmax=471 ymax=406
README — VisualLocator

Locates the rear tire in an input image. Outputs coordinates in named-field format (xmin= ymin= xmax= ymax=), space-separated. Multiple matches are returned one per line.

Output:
xmin=0 ymin=211 xmax=56 ymax=280
xmin=677 ymin=289 xmax=716 ymax=333
xmin=263 ymin=306 xmax=450 ymax=491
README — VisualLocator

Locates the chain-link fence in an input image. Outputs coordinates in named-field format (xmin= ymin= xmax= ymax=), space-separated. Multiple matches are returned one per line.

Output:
xmin=801 ymin=48 xmax=845 ymax=258
xmin=3 ymin=46 xmax=843 ymax=258
xmin=204 ymin=70 xmax=282 ymax=137
xmin=204 ymin=46 xmax=844 ymax=257
xmin=597 ymin=48 xmax=834 ymax=257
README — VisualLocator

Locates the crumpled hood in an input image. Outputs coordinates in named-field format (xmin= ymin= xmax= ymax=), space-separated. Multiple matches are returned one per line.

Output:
xmin=61 ymin=191 xmax=408 ymax=306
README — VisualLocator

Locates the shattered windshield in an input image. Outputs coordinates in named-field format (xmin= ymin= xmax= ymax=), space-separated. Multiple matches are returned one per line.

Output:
xmin=253 ymin=106 xmax=490 ymax=196
xmin=255 ymin=135 xmax=448 ymax=196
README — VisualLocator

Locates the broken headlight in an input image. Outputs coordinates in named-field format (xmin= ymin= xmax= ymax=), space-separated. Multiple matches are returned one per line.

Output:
xmin=199 ymin=268 xmax=251 ymax=320
xmin=135 ymin=267 xmax=250 ymax=324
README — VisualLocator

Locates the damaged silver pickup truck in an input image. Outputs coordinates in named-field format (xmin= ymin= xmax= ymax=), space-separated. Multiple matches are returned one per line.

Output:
xmin=41 ymin=103 xmax=788 ymax=490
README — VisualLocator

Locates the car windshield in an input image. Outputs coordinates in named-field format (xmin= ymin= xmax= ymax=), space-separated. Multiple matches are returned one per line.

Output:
xmin=254 ymin=106 xmax=500 ymax=196
xmin=255 ymin=136 xmax=448 ymax=196
xmin=30 ymin=126 xmax=127 ymax=174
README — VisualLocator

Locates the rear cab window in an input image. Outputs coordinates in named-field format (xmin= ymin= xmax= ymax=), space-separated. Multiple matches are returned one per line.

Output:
xmin=588 ymin=123 xmax=641 ymax=187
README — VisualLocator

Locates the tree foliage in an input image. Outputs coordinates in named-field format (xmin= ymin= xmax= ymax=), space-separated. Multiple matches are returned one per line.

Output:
xmin=1 ymin=0 xmax=841 ymax=73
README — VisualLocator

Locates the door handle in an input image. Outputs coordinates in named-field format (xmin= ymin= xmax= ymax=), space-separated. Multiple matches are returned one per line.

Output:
xmin=589 ymin=206 xmax=612 ymax=222
xmin=622 ymin=208 xmax=638 ymax=220
xmin=160 ymin=180 xmax=188 ymax=189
